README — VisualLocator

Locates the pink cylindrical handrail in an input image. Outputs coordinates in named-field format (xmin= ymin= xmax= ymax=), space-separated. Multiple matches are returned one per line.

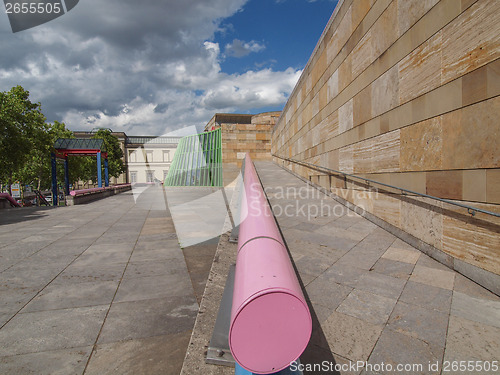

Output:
xmin=70 ymin=187 xmax=105 ymax=196
xmin=229 ymin=154 xmax=312 ymax=374
xmin=70 ymin=184 xmax=131 ymax=196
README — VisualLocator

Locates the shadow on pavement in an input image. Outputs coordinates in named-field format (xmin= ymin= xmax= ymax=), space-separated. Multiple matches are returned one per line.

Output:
xmin=0 ymin=206 xmax=56 ymax=226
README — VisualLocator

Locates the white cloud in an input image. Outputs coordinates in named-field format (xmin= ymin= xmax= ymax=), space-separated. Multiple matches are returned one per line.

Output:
xmin=224 ymin=39 xmax=266 ymax=57
xmin=0 ymin=0 xmax=302 ymax=135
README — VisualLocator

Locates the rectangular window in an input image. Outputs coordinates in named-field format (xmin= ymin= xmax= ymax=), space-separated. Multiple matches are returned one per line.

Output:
xmin=146 ymin=171 xmax=155 ymax=183
xmin=128 ymin=150 xmax=136 ymax=163
xmin=163 ymin=170 xmax=169 ymax=180
xmin=130 ymin=171 xmax=137 ymax=183
xmin=163 ymin=150 xmax=170 ymax=162
xmin=146 ymin=151 xmax=153 ymax=163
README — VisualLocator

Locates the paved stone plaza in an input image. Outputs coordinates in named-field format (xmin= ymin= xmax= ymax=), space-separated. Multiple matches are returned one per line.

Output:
xmin=0 ymin=186 xmax=208 ymax=374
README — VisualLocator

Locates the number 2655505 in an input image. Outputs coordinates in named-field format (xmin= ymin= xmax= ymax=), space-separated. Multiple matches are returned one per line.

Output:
xmin=5 ymin=2 xmax=62 ymax=14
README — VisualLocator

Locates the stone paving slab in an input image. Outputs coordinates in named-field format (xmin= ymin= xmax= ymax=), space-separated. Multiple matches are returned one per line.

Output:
xmin=0 ymin=186 xmax=201 ymax=374
xmin=182 ymin=161 xmax=500 ymax=375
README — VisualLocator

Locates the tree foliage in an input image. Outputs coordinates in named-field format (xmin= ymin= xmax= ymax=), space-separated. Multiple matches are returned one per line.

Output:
xmin=92 ymin=128 xmax=126 ymax=180
xmin=0 ymin=86 xmax=47 ymax=190
xmin=16 ymin=120 xmax=75 ymax=190
xmin=1 ymin=86 xmax=126 ymax=194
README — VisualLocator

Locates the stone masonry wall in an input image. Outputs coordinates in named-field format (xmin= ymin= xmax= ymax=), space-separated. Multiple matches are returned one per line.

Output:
xmin=271 ymin=0 xmax=500 ymax=291
xmin=221 ymin=112 xmax=279 ymax=168
xmin=206 ymin=112 xmax=280 ymax=185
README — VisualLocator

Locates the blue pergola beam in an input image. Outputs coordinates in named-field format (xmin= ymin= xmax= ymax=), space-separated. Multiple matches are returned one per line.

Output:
xmin=51 ymin=152 xmax=58 ymax=206
xmin=104 ymin=157 xmax=109 ymax=187
xmin=97 ymin=151 xmax=102 ymax=188
xmin=64 ymin=157 xmax=70 ymax=195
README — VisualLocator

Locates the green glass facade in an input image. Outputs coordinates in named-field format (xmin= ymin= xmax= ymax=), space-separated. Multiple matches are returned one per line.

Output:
xmin=164 ymin=128 xmax=222 ymax=187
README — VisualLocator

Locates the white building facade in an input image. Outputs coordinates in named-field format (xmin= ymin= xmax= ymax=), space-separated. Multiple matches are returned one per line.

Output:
xmin=125 ymin=136 xmax=180 ymax=184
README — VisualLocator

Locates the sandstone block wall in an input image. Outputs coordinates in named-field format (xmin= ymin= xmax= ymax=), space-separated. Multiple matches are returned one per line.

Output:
xmin=271 ymin=0 xmax=500 ymax=292
xmin=206 ymin=112 xmax=280 ymax=185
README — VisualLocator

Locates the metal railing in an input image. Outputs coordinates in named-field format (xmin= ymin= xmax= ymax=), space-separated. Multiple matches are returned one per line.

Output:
xmin=272 ymin=154 xmax=500 ymax=218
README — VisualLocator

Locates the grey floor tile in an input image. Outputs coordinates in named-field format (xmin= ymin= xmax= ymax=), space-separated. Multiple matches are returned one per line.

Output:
xmin=132 ymin=238 xmax=180 ymax=252
xmin=0 ymin=286 xmax=40 ymax=315
xmin=0 ymin=264 xmax=61 ymax=289
xmin=22 ymin=280 xmax=119 ymax=313
xmin=388 ymin=301 xmax=449 ymax=348
xmin=336 ymin=289 xmax=397 ymax=325
xmin=71 ymin=250 xmax=131 ymax=267
xmin=368 ymin=329 xmax=442 ymax=375
xmin=290 ymin=229 xmax=359 ymax=251
xmin=450 ymin=291 xmax=500 ymax=328
xmin=321 ymin=263 xmax=369 ymax=288
xmin=291 ymin=221 xmax=324 ymax=232
xmin=0 ymin=306 xmax=108 ymax=356
xmin=381 ymin=245 xmax=421 ymax=264
xmin=123 ymin=259 xmax=187 ymax=279
xmin=86 ymin=332 xmax=191 ymax=375
xmin=322 ymin=311 xmax=383 ymax=362
xmin=399 ymin=280 xmax=452 ymax=313
xmin=305 ymin=277 xmax=352 ymax=310
xmin=443 ymin=315 xmax=500 ymax=369
xmin=371 ymin=258 xmax=414 ymax=279
xmin=129 ymin=246 xmax=184 ymax=263
xmin=135 ymin=232 xmax=177 ymax=243
xmin=336 ymin=248 xmax=384 ymax=271
xmin=410 ymin=264 xmax=456 ymax=290
xmin=294 ymin=254 xmax=334 ymax=278
xmin=0 ymin=346 xmax=92 ymax=375
xmin=309 ymin=302 xmax=335 ymax=325
xmin=453 ymin=273 xmax=500 ymax=301
xmin=52 ymin=263 xmax=125 ymax=285
xmin=416 ymin=253 xmax=453 ymax=272
xmin=97 ymin=296 xmax=198 ymax=344
xmin=355 ymin=271 xmax=406 ymax=300
xmin=114 ymin=273 xmax=193 ymax=303
xmin=314 ymin=225 xmax=368 ymax=242
xmin=287 ymin=239 xmax=347 ymax=264
xmin=84 ymin=243 xmax=136 ymax=254
xmin=0 ymin=313 xmax=12 ymax=327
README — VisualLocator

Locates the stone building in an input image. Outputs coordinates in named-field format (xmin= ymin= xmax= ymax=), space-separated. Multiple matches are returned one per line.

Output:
xmin=205 ymin=112 xmax=281 ymax=184
xmin=125 ymin=136 xmax=180 ymax=184
xmin=73 ymin=131 xmax=180 ymax=185
xmin=271 ymin=0 xmax=500 ymax=292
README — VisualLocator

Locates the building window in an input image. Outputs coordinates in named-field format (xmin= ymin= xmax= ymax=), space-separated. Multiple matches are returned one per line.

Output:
xmin=163 ymin=170 xmax=169 ymax=181
xmin=128 ymin=150 xmax=136 ymax=163
xmin=130 ymin=171 xmax=137 ymax=183
xmin=146 ymin=171 xmax=155 ymax=183
xmin=163 ymin=150 xmax=170 ymax=162
xmin=146 ymin=151 xmax=153 ymax=163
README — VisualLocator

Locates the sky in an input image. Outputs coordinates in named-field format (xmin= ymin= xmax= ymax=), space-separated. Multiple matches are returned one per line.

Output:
xmin=1 ymin=0 xmax=338 ymax=136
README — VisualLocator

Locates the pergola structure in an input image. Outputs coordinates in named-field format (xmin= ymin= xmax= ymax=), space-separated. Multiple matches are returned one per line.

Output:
xmin=52 ymin=138 xmax=109 ymax=205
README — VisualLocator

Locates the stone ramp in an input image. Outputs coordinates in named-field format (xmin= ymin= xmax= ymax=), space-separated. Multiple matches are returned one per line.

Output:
xmin=182 ymin=161 xmax=500 ymax=375
xmin=0 ymin=186 xmax=198 ymax=374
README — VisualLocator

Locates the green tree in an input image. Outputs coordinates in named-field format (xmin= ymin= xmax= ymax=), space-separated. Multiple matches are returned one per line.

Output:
xmin=16 ymin=120 xmax=75 ymax=190
xmin=0 ymin=86 xmax=47 ymax=194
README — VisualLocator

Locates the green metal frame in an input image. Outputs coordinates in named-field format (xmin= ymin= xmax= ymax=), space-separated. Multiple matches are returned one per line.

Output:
xmin=164 ymin=128 xmax=222 ymax=187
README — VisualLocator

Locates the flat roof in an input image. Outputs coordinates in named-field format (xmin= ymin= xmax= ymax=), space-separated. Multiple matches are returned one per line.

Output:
xmin=54 ymin=138 xmax=106 ymax=151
